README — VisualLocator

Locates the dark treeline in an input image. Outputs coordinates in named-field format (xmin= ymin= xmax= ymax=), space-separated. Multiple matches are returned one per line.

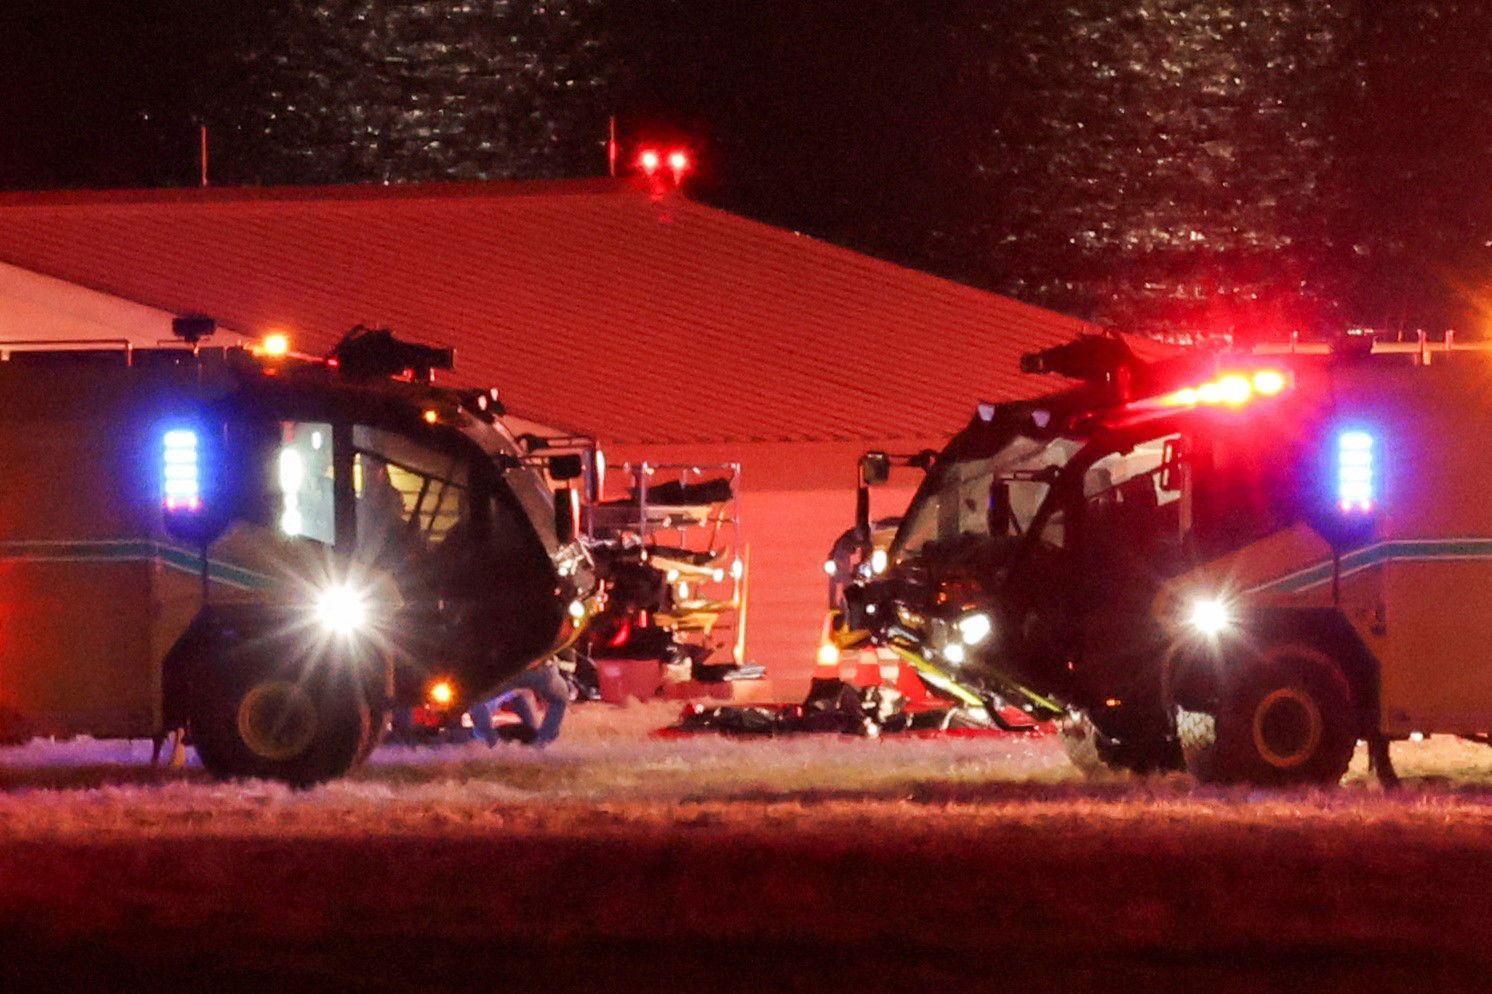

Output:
xmin=2 ymin=1 xmax=1490 ymax=337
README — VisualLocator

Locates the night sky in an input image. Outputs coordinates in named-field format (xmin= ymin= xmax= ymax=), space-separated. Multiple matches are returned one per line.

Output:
xmin=2 ymin=2 xmax=1491 ymax=338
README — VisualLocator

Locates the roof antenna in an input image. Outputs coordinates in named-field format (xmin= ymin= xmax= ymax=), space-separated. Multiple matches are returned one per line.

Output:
xmin=607 ymin=115 xmax=618 ymax=178
xmin=199 ymin=125 xmax=209 ymax=187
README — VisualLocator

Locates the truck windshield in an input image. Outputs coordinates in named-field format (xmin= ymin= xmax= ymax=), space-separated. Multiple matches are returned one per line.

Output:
xmin=353 ymin=426 xmax=471 ymax=560
xmin=457 ymin=415 xmax=559 ymax=552
xmin=893 ymin=436 xmax=1080 ymax=559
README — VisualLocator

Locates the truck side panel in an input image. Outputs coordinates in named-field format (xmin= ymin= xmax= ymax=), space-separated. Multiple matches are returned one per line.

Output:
xmin=0 ymin=363 xmax=164 ymax=738
xmin=0 ymin=560 xmax=157 ymax=736
xmin=1334 ymin=359 xmax=1492 ymax=735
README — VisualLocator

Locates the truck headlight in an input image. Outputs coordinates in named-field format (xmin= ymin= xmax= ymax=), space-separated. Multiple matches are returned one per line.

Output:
xmin=955 ymin=611 xmax=994 ymax=646
xmin=315 ymin=584 xmax=371 ymax=635
xmin=1187 ymin=598 xmax=1232 ymax=637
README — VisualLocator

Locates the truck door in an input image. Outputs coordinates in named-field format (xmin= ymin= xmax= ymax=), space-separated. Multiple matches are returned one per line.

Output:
xmin=1072 ymin=436 xmax=1187 ymax=703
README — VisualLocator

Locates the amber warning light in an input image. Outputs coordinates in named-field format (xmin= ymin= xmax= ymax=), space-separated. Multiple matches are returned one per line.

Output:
xmin=1146 ymin=368 xmax=1292 ymax=411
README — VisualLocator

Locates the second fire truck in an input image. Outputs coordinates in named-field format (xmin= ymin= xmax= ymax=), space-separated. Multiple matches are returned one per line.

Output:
xmin=837 ymin=332 xmax=1491 ymax=786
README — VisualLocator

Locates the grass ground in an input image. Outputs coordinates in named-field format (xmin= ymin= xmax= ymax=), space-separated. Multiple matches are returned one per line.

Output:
xmin=3 ymin=702 xmax=1492 ymax=991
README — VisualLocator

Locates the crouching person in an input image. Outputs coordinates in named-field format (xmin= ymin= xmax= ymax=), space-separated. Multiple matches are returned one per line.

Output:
xmin=468 ymin=658 xmax=570 ymax=747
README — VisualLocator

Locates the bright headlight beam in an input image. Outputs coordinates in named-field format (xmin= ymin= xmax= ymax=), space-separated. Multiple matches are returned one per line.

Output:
xmin=315 ymin=584 xmax=370 ymax=635
xmin=870 ymin=548 xmax=889 ymax=575
xmin=1187 ymin=598 xmax=1232 ymax=637
xmin=956 ymin=612 xmax=994 ymax=646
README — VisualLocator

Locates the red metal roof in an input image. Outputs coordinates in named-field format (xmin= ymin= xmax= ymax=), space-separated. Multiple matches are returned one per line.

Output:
xmin=0 ymin=180 xmax=1090 ymax=444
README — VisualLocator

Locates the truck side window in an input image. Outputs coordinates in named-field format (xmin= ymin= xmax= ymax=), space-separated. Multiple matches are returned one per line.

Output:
xmin=1189 ymin=428 xmax=1302 ymax=558
xmin=1082 ymin=434 xmax=1184 ymax=576
xmin=276 ymin=422 xmax=336 ymax=545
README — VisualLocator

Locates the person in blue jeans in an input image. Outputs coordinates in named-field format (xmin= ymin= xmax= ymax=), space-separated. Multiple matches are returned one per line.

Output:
xmin=468 ymin=658 xmax=569 ymax=747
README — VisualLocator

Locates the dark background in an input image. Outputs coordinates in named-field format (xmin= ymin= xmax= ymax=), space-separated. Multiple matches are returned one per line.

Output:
xmin=2 ymin=1 xmax=1490 ymax=338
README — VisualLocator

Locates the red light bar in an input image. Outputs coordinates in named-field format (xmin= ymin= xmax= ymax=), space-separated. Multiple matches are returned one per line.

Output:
xmin=1147 ymin=368 xmax=1292 ymax=411
xmin=1253 ymin=369 xmax=1287 ymax=396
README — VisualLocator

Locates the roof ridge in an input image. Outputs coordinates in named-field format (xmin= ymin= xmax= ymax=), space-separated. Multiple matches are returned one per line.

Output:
xmin=0 ymin=177 xmax=633 ymax=209
xmin=670 ymin=197 xmax=1095 ymax=330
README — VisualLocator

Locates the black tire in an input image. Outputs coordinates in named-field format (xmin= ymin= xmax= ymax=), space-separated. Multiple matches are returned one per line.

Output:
xmin=188 ymin=633 xmax=376 ymax=787
xmin=1179 ymin=643 xmax=1356 ymax=787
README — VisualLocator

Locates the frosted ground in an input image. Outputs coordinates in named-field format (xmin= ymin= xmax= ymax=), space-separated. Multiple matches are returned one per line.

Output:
xmin=5 ymin=702 xmax=1492 ymax=991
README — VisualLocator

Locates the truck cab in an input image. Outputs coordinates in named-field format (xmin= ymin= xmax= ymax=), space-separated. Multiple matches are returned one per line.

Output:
xmin=0 ymin=332 xmax=596 ymax=783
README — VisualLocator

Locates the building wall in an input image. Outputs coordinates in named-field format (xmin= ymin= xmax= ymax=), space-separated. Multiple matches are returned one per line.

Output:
xmin=602 ymin=440 xmax=927 ymax=699
xmin=0 ymin=261 xmax=248 ymax=348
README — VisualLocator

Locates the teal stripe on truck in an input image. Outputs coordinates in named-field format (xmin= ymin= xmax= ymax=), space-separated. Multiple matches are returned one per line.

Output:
xmin=1248 ymin=539 xmax=1492 ymax=595
xmin=0 ymin=539 xmax=274 ymax=590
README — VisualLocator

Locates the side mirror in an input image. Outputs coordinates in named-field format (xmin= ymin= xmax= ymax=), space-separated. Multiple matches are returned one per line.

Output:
xmin=548 ymin=453 xmax=584 ymax=481
xmin=554 ymin=487 xmax=579 ymax=544
xmin=860 ymin=451 xmax=891 ymax=487
xmin=518 ymin=433 xmax=548 ymax=454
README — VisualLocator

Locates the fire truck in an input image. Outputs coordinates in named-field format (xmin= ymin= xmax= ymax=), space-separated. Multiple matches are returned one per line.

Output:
xmin=837 ymin=332 xmax=1491 ymax=786
xmin=0 ymin=326 xmax=596 ymax=784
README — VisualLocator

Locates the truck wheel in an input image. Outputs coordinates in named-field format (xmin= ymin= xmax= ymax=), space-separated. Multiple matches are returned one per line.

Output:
xmin=189 ymin=641 xmax=375 ymax=787
xmin=1179 ymin=643 xmax=1355 ymax=787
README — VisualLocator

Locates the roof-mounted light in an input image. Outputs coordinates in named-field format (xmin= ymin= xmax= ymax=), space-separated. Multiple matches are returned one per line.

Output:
xmin=258 ymin=332 xmax=291 ymax=358
xmin=1151 ymin=368 xmax=1292 ymax=410
xmin=1252 ymin=369 xmax=1287 ymax=396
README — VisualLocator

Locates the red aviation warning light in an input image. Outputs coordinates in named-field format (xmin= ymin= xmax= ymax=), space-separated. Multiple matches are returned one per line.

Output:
xmin=635 ymin=144 xmax=695 ymax=191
